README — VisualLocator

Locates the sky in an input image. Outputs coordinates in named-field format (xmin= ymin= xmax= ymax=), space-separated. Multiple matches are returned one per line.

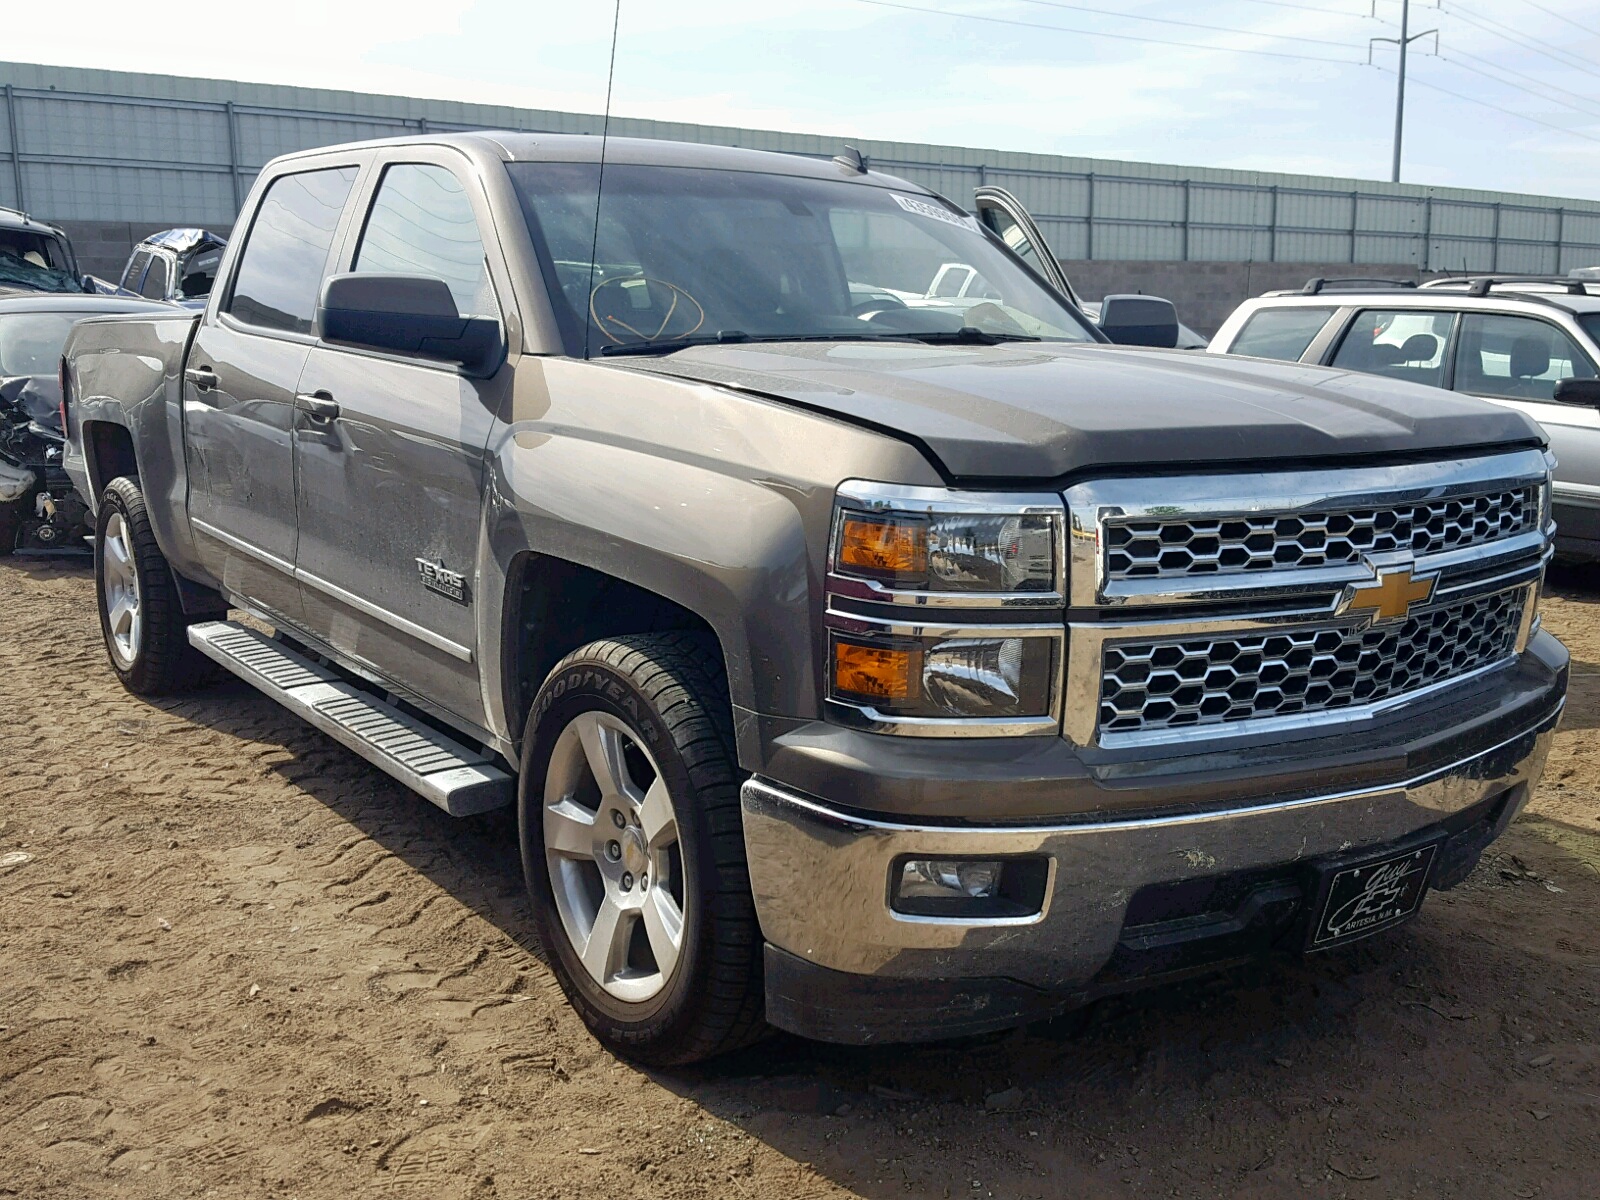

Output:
xmin=7 ymin=1 xmax=1600 ymax=199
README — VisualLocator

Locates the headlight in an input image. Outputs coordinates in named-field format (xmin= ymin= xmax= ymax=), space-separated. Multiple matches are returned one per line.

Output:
xmin=825 ymin=482 xmax=1066 ymax=735
xmin=830 ymin=629 xmax=1058 ymax=720
xmin=830 ymin=482 xmax=1064 ymax=604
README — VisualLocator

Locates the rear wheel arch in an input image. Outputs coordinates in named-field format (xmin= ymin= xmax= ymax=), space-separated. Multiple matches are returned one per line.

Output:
xmin=83 ymin=420 xmax=138 ymax=504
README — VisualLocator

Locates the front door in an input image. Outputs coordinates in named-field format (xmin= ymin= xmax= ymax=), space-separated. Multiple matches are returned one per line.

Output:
xmin=974 ymin=186 xmax=1079 ymax=304
xmin=184 ymin=164 xmax=360 ymax=624
xmin=293 ymin=159 xmax=508 ymax=725
xmin=1451 ymin=312 xmax=1600 ymax=548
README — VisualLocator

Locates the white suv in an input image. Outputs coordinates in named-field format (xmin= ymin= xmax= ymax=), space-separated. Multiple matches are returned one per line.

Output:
xmin=1210 ymin=276 xmax=1600 ymax=561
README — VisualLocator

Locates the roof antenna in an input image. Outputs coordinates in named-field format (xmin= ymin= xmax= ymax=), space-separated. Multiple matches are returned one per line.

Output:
xmin=582 ymin=0 xmax=623 ymax=359
xmin=833 ymin=145 xmax=868 ymax=174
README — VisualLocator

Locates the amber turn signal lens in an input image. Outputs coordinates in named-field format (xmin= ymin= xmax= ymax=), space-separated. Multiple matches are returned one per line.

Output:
xmin=833 ymin=640 xmax=916 ymax=702
xmin=837 ymin=515 xmax=926 ymax=578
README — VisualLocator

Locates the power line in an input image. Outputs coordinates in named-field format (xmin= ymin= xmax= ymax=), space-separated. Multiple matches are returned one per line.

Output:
xmin=1009 ymin=0 xmax=1369 ymax=49
xmin=1435 ymin=47 xmax=1600 ymax=121
xmin=848 ymin=0 xmax=1367 ymax=63
xmin=1442 ymin=2 xmax=1600 ymax=82
xmin=1375 ymin=63 xmax=1600 ymax=145
xmin=1232 ymin=0 xmax=1390 ymax=16
xmin=1506 ymin=0 xmax=1600 ymax=41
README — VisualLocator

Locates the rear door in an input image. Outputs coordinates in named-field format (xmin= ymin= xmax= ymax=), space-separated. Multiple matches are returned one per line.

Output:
xmin=183 ymin=162 xmax=362 ymax=625
xmin=1450 ymin=311 xmax=1600 ymax=546
xmin=291 ymin=151 xmax=513 ymax=725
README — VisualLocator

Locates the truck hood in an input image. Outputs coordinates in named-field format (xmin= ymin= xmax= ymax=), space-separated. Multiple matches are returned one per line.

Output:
xmin=623 ymin=340 xmax=1544 ymax=481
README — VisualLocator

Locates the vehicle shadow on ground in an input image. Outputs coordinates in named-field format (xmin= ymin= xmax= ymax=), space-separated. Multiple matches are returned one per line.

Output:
xmin=137 ymin=673 xmax=1599 ymax=1199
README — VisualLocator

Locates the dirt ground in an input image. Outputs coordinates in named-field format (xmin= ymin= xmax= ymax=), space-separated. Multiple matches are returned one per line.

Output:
xmin=1 ymin=556 xmax=1596 ymax=1200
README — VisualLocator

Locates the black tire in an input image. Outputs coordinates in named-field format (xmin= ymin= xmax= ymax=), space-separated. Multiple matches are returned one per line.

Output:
xmin=519 ymin=632 xmax=766 ymax=1066
xmin=95 ymin=476 xmax=213 ymax=696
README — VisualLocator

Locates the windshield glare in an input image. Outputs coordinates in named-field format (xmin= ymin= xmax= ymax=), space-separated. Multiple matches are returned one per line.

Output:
xmin=0 ymin=312 xmax=79 ymax=377
xmin=509 ymin=162 xmax=1095 ymax=356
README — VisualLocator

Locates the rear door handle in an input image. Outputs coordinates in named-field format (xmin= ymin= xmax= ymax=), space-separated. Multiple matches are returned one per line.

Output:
xmin=185 ymin=366 xmax=219 ymax=391
xmin=294 ymin=391 xmax=341 ymax=422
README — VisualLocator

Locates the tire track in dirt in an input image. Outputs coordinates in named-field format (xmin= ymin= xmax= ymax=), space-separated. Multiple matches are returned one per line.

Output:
xmin=2 ymin=555 xmax=1598 ymax=1200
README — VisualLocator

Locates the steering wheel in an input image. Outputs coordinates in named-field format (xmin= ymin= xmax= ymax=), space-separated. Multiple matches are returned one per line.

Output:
xmin=852 ymin=294 xmax=908 ymax=319
xmin=589 ymin=276 xmax=706 ymax=344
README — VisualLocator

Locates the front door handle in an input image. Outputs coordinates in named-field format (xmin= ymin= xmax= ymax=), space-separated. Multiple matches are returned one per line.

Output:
xmin=184 ymin=366 xmax=219 ymax=391
xmin=294 ymin=391 xmax=341 ymax=422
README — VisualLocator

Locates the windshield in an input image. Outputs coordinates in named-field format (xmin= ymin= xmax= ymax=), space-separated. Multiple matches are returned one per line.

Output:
xmin=509 ymin=163 xmax=1095 ymax=357
xmin=0 ymin=312 xmax=78 ymax=376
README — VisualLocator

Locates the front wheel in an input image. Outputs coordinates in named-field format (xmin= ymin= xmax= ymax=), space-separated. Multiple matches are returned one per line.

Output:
xmin=519 ymin=632 xmax=766 ymax=1065
xmin=95 ymin=476 xmax=212 ymax=696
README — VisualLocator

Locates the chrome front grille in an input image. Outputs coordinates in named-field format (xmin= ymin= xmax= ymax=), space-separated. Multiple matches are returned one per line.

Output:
xmin=1061 ymin=449 xmax=1553 ymax=748
xmin=1098 ymin=585 xmax=1527 ymax=736
xmin=1103 ymin=484 xmax=1539 ymax=582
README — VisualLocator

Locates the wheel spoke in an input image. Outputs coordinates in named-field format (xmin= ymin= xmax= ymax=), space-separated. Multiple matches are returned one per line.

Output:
xmin=580 ymin=894 xmax=631 ymax=984
xmin=127 ymin=604 xmax=142 ymax=655
xmin=545 ymin=798 xmax=598 ymax=859
xmin=575 ymin=713 xmax=634 ymax=804
xmin=108 ymin=593 xmax=134 ymax=637
xmin=106 ymin=531 xmax=130 ymax=570
xmin=638 ymin=777 xmax=677 ymax=850
xmin=641 ymin=887 xmax=683 ymax=981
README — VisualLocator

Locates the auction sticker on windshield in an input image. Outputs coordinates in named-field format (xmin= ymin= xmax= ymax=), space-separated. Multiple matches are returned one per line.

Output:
xmin=893 ymin=193 xmax=980 ymax=231
xmin=1308 ymin=843 xmax=1437 ymax=950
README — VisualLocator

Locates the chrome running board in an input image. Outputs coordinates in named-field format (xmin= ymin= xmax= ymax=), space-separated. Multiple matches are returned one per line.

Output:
xmin=187 ymin=621 xmax=512 ymax=816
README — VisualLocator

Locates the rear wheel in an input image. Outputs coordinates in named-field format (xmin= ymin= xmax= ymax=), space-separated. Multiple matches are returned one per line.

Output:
xmin=519 ymin=632 xmax=766 ymax=1065
xmin=95 ymin=476 xmax=212 ymax=696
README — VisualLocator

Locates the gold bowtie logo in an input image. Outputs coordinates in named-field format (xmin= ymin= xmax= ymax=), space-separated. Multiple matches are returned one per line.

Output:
xmin=1338 ymin=567 xmax=1436 ymax=624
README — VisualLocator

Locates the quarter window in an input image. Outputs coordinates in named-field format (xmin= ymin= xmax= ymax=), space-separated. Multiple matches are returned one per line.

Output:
xmin=354 ymin=163 xmax=496 ymax=319
xmin=227 ymin=166 xmax=359 ymax=335
xmin=1229 ymin=307 xmax=1334 ymax=362
xmin=1331 ymin=309 xmax=1452 ymax=388
xmin=1454 ymin=313 xmax=1597 ymax=403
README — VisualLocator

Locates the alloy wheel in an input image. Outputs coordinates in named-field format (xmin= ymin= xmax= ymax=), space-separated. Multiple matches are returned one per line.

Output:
xmin=102 ymin=510 xmax=142 ymax=669
xmin=543 ymin=711 xmax=687 ymax=1003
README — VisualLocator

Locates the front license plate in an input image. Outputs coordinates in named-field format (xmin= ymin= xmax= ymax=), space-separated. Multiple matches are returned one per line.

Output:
xmin=1308 ymin=843 xmax=1438 ymax=950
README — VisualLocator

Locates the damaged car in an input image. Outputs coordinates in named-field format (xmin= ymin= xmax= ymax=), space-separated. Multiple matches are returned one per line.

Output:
xmin=0 ymin=293 xmax=169 ymax=553
xmin=119 ymin=228 xmax=228 ymax=307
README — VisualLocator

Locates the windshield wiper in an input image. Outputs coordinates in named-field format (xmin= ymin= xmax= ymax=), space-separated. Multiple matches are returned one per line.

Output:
xmin=897 ymin=327 xmax=1042 ymax=346
xmin=598 ymin=331 xmax=916 ymax=358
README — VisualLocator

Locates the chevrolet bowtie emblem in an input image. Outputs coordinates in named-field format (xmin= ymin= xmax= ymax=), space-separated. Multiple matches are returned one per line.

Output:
xmin=1337 ymin=566 xmax=1436 ymax=624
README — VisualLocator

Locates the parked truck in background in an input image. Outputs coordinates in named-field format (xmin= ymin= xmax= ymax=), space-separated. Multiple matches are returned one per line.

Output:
xmin=62 ymin=133 xmax=1567 ymax=1064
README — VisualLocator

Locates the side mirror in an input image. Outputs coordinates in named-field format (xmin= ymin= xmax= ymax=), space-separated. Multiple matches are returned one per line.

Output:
xmin=1553 ymin=378 xmax=1600 ymax=408
xmin=1098 ymin=294 xmax=1180 ymax=348
xmin=318 ymin=273 xmax=503 ymax=374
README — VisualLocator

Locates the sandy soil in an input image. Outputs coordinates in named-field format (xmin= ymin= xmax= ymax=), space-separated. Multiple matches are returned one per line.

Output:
xmin=1 ymin=556 xmax=1596 ymax=1200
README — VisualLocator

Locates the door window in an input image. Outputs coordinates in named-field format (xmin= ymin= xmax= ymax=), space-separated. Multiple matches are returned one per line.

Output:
xmin=227 ymin=166 xmax=359 ymax=335
xmin=121 ymin=247 xmax=152 ymax=292
xmin=1330 ymin=309 xmax=1452 ymax=388
xmin=354 ymin=163 xmax=497 ymax=319
xmin=1454 ymin=313 xmax=1597 ymax=402
xmin=981 ymin=205 xmax=1043 ymax=273
xmin=1229 ymin=307 xmax=1334 ymax=362
xmin=139 ymin=254 xmax=169 ymax=300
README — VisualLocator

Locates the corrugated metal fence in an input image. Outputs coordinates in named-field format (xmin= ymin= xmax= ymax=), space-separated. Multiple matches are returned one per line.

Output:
xmin=3 ymin=60 xmax=1599 ymax=273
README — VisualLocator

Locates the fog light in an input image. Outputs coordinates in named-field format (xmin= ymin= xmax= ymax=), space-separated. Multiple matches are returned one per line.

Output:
xmin=892 ymin=856 xmax=1050 ymax=918
xmin=899 ymin=859 xmax=1003 ymax=901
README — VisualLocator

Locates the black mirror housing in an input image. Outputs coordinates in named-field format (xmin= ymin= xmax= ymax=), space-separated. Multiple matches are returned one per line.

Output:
xmin=1554 ymin=377 xmax=1600 ymax=407
xmin=317 ymin=273 xmax=503 ymax=374
xmin=1098 ymin=294 xmax=1180 ymax=348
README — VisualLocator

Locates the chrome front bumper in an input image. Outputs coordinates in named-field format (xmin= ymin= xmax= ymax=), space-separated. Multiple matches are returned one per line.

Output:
xmin=741 ymin=703 xmax=1560 ymax=993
